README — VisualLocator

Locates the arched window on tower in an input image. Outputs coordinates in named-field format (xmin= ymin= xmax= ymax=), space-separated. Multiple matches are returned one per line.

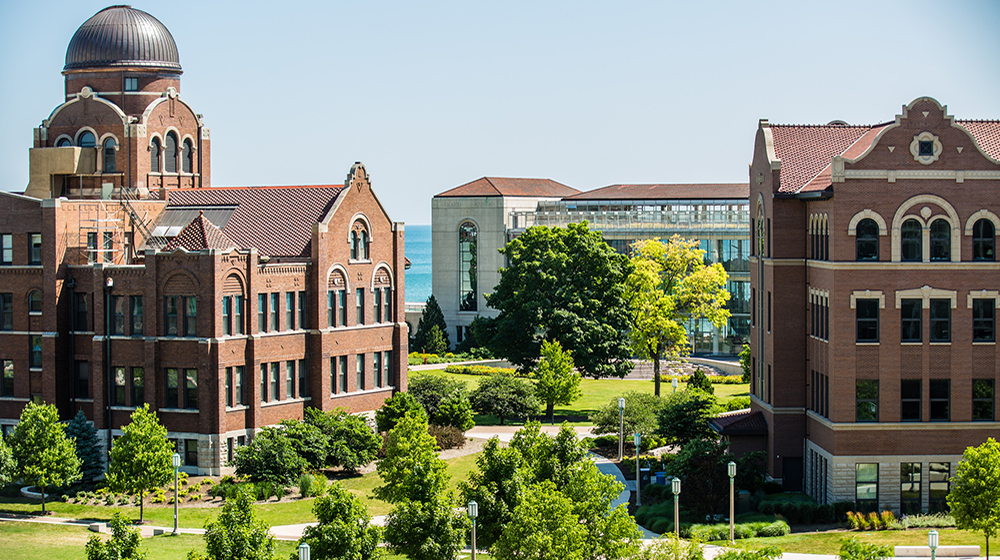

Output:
xmin=103 ymin=138 xmax=116 ymax=173
xmin=150 ymin=138 xmax=161 ymax=172
xmin=929 ymin=219 xmax=950 ymax=261
xmin=973 ymin=219 xmax=995 ymax=261
xmin=856 ymin=218 xmax=879 ymax=261
xmin=901 ymin=219 xmax=922 ymax=262
xmin=459 ymin=221 xmax=478 ymax=312
xmin=359 ymin=230 xmax=369 ymax=260
xmin=182 ymin=139 xmax=193 ymax=173
xmin=350 ymin=231 xmax=358 ymax=260
xmin=78 ymin=131 xmax=96 ymax=148
xmin=56 ymin=138 xmax=71 ymax=147
xmin=165 ymin=132 xmax=178 ymax=173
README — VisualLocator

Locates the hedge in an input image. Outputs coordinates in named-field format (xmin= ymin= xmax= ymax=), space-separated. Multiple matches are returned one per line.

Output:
xmin=444 ymin=364 xmax=525 ymax=377
xmin=634 ymin=502 xmax=790 ymax=540
xmin=667 ymin=374 xmax=745 ymax=385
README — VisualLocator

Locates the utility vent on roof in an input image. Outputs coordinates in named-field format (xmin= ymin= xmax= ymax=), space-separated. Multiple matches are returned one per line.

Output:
xmin=827 ymin=120 xmax=849 ymax=126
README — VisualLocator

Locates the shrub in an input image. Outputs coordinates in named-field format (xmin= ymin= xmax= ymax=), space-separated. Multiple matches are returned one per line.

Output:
xmin=899 ymin=512 xmax=955 ymax=528
xmin=188 ymin=493 xmax=202 ymax=501
xmin=232 ymin=426 xmax=308 ymax=485
xmin=590 ymin=391 xmax=666 ymax=439
xmin=833 ymin=501 xmax=855 ymax=521
xmin=428 ymin=425 xmax=466 ymax=450
xmin=715 ymin=546 xmax=783 ymax=560
xmin=299 ymin=473 xmax=314 ymax=498
xmin=838 ymin=536 xmax=893 ymax=560
xmin=688 ymin=369 xmax=714 ymax=394
xmin=76 ymin=491 xmax=86 ymax=501
xmin=469 ymin=372 xmax=540 ymax=425
xmin=408 ymin=374 xmax=474 ymax=429
xmin=878 ymin=510 xmax=894 ymax=530
xmin=762 ymin=481 xmax=783 ymax=495
xmin=202 ymin=478 xmax=214 ymax=486
xmin=444 ymin=364 xmax=521 ymax=376
xmin=311 ymin=473 xmax=329 ymax=497
xmin=757 ymin=520 xmax=790 ymax=537
xmin=651 ymin=517 xmax=674 ymax=534
xmin=723 ymin=397 xmax=751 ymax=411
xmin=376 ymin=392 xmax=426 ymax=433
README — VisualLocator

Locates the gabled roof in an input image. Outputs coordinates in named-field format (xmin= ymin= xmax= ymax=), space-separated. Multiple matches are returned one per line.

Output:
xmin=709 ymin=409 xmax=768 ymax=436
xmin=956 ymin=120 xmax=1000 ymax=160
xmin=435 ymin=177 xmax=578 ymax=198
xmin=163 ymin=185 xmax=344 ymax=258
xmin=162 ymin=211 xmax=238 ymax=252
xmin=563 ymin=183 xmax=749 ymax=201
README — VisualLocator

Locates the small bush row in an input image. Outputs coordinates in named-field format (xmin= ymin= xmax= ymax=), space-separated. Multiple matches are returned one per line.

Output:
xmin=635 ymin=504 xmax=790 ymax=541
xmin=444 ymin=364 xmax=524 ymax=377
xmin=208 ymin=479 xmax=289 ymax=502
xmin=667 ymin=374 xmax=746 ymax=385
xmin=846 ymin=510 xmax=897 ymax=530
xmin=758 ymin=500 xmax=855 ymax=524
xmin=898 ymin=512 xmax=955 ymax=528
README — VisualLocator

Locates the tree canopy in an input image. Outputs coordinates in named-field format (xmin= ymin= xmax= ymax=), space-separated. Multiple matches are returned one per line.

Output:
xmin=589 ymin=391 xmax=665 ymax=437
xmin=654 ymin=389 xmax=718 ymax=446
xmin=374 ymin=410 xmax=448 ymax=504
xmin=469 ymin=372 xmax=539 ymax=426
xmin=9 ymin=401 xmax=81 ymax=513
xmin=413 ymin=295 xmax=449 ymax=352
xmin=626 ymin=236 xmax=730 ymax=395
xmin=232 ymin=426 xmax=308 ymax=486
xmin=485 ymin=222 xmax=633 ymax=378
xmin=192 ymin=488 xmax=278 ymax=560
xmin=299 ymin=482 xmax=383 ymax=560
xmin=86 ymin=511 xmax=148 ymax=560
xmin=532 ymin=340 xmax=582 ymax=423
xmin=107 ymin=404 xmax=174 ymax=522
xmin=948 ymin=437 xmax=1000 ymax=559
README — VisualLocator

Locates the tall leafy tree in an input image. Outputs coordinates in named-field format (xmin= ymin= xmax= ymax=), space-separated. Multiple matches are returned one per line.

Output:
xmin=8 ymin=401 xmax=81 ymax=513
xmin=65 ymin=410 xmax=104 ymax=483
xmin=106 ymin=404 xmax=174 ymax=523
xmin=413 ymin=295 xmax=449 ymax=352
xmin=948 ymin=437 xmax=1000 ymax=559
xmin=191 ymin=487 xmax=278 ymax=560
xmin=232 ymin=426 xmax=307 ymax=485
xmin=532 ymin=340 xmax=581 ymax=423
xmin=375 ymin=392 xmax=426 ymax=433
xmin=374 ymin=410 xmax=448 ymax=504
xmin=654 ymin=389 xmax=718 ymax=446
xmin=86 ymin=511 xmax=148 ymax=560
xmin=589 ymin=391 xmax=665 ymax=437
xmin=626 ymin=236 xmax=731 ymax=395
xmin=485 ymin=222 xmax=633 ymax=378
xmin=384 ymin=494 xmax=469 ymax=560
xmin=493 ymin=479 xmax=586 ymax=560
xmin=0 ymin=437 xmax=15 ymax=485
xmin=469 ymin=372 xmax=539 ymax=426
xmin=303 ymin=408 xmax=381 ymax=472
xmin=298 ymin=482 xmax=383 ymax=560
xmin=459 ymin=438 xmax=529 ymax=549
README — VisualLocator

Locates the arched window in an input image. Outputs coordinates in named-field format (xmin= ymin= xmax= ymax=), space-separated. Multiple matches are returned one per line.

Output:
xmin=856 ymin=219 xmax=879 ymax=261
xmin=900 ymin=219 xmax=922 ymax=262
xmin=150 ymin=138 xmax=161 ymax=172
xmin=56 ymin=138 xmax=71 ymax=147
xmin=28 ymin=291 xmax=42 ymax=313
xmin=459 ymin=221 xmax=478 ymax=312
xmin=350 ymin=231 xmax=358 ymax=260
xmin=102 ymin=138 xmax=116 ymax=173
xmin=973 ymin=219 xmax=996 ymax=261
xmin=165 ymin=132 xmax=178 ymax=173
xmin=929 ymin=219 xmax=950 ymax=261
xmin=359 ymin=230 xmax=369 ymax=260
xmin=78 ymin=131 xmax=96 ymax=148
xmin=182 ymin=139 xmax=193 ymax=173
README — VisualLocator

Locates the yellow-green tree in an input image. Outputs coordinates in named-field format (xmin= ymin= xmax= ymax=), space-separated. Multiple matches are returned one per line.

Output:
xmin=533 ymin=340 xmax=581 ymax=424
xmin=948 ymin=438 xmax=1000 ymax=559
xmin=627 ymin=236 xmax=730 ymax=396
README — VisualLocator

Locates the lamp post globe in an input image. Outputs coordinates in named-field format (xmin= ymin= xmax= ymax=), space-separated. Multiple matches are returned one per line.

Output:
xmin=468 ymin=500 xmax=479 ymax=560
xmin=298 ymin=543 xmax=311 ymax=560
xmin=672 ymin=476 xmax=681 ymax=539
xmin=728 ymin=461 xmax=737 ymax=543
xmin=929 ymin=530 xmax=939 ymax=560
xmin=671 ymin=378 xmax=678 ymax=393
xmin=618 ymin=397 xmax=625 ymax=461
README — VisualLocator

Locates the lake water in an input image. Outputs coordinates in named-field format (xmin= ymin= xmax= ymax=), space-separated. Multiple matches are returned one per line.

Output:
xmin=405 ymin=224 xmax=431 ymax=303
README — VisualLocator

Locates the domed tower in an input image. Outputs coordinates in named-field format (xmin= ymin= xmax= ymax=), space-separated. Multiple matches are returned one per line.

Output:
xmin=27 ymin=5 xmax=210 ymax=199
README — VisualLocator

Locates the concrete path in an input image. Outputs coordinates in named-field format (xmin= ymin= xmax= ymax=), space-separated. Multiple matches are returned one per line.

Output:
xmin=589 ymin=452 xmax=659 ymax=539
xmin=465 ymin=424 xmax=597 ymax=442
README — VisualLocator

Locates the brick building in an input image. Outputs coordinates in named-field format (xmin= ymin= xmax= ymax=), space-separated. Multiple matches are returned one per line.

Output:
xmin=747 ymin=97 xmax=1000 ymax=512
xmin=0 ymin=6 xmax=407 ymax=474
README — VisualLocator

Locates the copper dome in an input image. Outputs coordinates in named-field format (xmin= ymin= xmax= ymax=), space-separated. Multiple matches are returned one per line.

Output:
xmin=64 ymin=5 xmax=181 ymax=72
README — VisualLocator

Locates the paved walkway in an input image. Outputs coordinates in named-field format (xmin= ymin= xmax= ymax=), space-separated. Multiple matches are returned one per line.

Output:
xmin=465 ymin=424 xmax=597 ymax=442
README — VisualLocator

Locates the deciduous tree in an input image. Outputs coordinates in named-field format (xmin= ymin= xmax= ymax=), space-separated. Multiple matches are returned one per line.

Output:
xmin=107 ymin=404 xmax=174 ymax=523
xmin=298 ymin=482 xmax=383 ymax=560
xmin=655 ymin=389 xmax=717 ymax=446
xmin=375 ymin=392 xmax=426 ymax=433
xmin=374 ymin=410 xmax=448 ymax=504
xmin=459 ymin=438 xmax=528 ymax=549
xmin=232 ymin=426 xmax=307 ymax=486
xmin=86 ymin=511 xmax=148 ymax=560
xmin=485 ymin=222 xmax=633 ymax=378
xmin=9 ymin=401 xmax=81 ymax=513
xmin=626 ymin=236 xmax=730 ymax=395
xmin=304 ymin=408 xmax=381 ymax=472
xmin=191 ymin=487 xmax=278 ymax=560
xmin=493 ymin=480 xmax=586 ymax=560
xmin=408 ymin=374 xmax=473 ymax=429
xmin=0 ymin=438 xmax=14 ymax=485
xmin=532 ymin=340 xmax=581 ymax=423
xmin=384 ymin=494 xmax=468 ymax=560
xmin=589 ymin=391 xmax=665 ymax=438
xmin=469 ymin=372 xmax=539 ymax=425
xmin=948 ymin=437 xmax=1000 ymax=559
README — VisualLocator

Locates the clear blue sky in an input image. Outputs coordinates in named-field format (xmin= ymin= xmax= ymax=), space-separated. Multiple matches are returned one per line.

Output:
xmin=1 ymin=1 xmax=998 ymax=225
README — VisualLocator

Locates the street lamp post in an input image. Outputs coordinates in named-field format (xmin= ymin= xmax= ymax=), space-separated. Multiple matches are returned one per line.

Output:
xmin=103 ymin=276 xmax=114 ymax=456
xmin=671 ymin=378 xmax=678 ymax=393
xmin=928 ymin=530 xmax=939 ymax=560
xmin=672 ymin=477 xmax=681 ymax=539
xmin=298 ymin=543 xmax=310 ymax=560
xmin=634 ymin=433 xmax=642 ymax=507
xmin=172 ymin=453 xmax=181 ymax=535
xmin=728 ymin=461 xmax=737 ymax=543
xmin=618 ymin=397 xmax=625 ymax=461
xmin=468 ymin=500 xmax=478 ymax=560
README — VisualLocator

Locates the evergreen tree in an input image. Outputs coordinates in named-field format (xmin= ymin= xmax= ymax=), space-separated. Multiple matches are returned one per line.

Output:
xmin=65 ymin=410 xmax=104 ymax=483
xmin=414 ymin=295 xmax=449 ymax=352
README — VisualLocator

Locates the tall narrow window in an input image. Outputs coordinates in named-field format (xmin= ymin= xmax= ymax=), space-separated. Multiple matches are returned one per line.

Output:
xmin=225 ymin=367 xmax=233 ymax=408
xmin=131 ymin=367 xmax=144 ymax=406
xmin=373 ymin=288 xmax=382 ymax=324
xmin=28 ymin=290 xmax=43 ymax=314
xmin=233 ymin=295 xmax=244 ymax=335
xmin=855 ymin=463 xmax=879 ymax=513
xmin=271 ymin=363 xmax=279 ymax=401
xmin=327 ymin=291 xmax=335 ymax=327
xmin=384 ymin=351 xmax=392 ymax=387
xmin=87 ymin=232 xmax=97 ymax=264
xmin=356 ymin=354 xmax=365 ymax=391
xmin=185 ymin=297 xmax=197 ymax=337
xmin=75 ymin=361 xmax=89 ymax=398
xmin=350 ymin=231 xmax=358 ymax=260
xmin=900 ymin=463 xmax=921 ymax=515
xmin=165 ymin=132 xmax=178 ymax=173
xmin=855 ymin=218 xmax=879 ymax=261
xmin=184 ymin=368 xmax=198 ymax=409
xmin=929 ymin=463 xmax=950 ymax=512
xmin=356 ymin=289 xmax=364 ymax=326
xmin=103 ymin=138 xmax=117 ymax=173
xmin=74 ymin=293 xmax=89 ymax=331
xmin=286 ymin=292 xmax=295 ymax=330
xmin=373 ymin=352 xmax=382 ymax=388
xmin=973 ymin=299 xmax=995 ymax=342
xmin=1 ymin=234 xmax=11 ymax=265
xmin=930 ymin=379 xmax=950 ymax=421
xmin=258 ymin=294 xmax=267 ymax=332
xmin=103 ymin=231 xmax=114 ymax=263
xmin=900 ymin=219 xmax=922 ymax=262
xmin=856 ymin=380 xmax=878 ymax=422
xmin=28 ymin=233 xmax=41 ymax=265
xmin=359 ymin=230 xmax=369 ymax=260
xmin=339 ymin=356 xmax=348 ymax=393
xmin=234 ymin=366 xmax=244 ymax=405
xmin=150 ymin=138 xmax=161 ymax=172
xmin=900 ymin=299 xmax=921 ymax=342
xmin=459 ymin=221 xmax=478 ymax=311
xmin=165 ymin=368 xmax=179 ymax=408
xmin=298 ymin=359 xmax=307 ymax=398
xmin=182 ymin=139 xmax=193 ymax=173
xmin=260 ymin=363 xmax=268 ymax=402
xmin=901 ymin=379 xmax=921 ymax=421
xmin=972 ymin=219 xmax=995 ymax=261
xmin=383 ymin=287 xmax=392 ymax=323
xmin=929 ymin=219 xmax=951 ymax=261
xmin=130 ymin=296 xmax=143 ymax=335
xmin=164 ymin=296 xmax=179 ymax=336
xmin=286 ymin=361 xmax=295 ymax=399
xmin=929 ymin=299 xmax=950 ymax=342
xmin=270 ymin=293 xmax=279 ymax=331
xmin=856 ymin=299 xmax=879 ymax=342
xmin=222 ymin=296 xmax=232 ymax=336
xmin=298 ymin=291 xmax=306 ymax=329
xmin=29 ymin=335 xmax=42 ymax=368
xmin=0 ymin=293 xmax=12 ymax=330
xmin=338 ymin=291 xmax=347 ymax=326
xmin=0 ymin=360 xmax=11 ymax=398
xmin=110 ymin=295 xmax=124 ymax=334
xmin=973 ymin=379 xmax=995 ymax=421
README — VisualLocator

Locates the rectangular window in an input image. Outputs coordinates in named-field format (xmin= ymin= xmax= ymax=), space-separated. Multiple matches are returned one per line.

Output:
xmin=973 ymin=379 xmax=995 ymax=421
xmin=222 ymin=296 xmax=232 ymax=336
xmin=260 ymin=363 xmax=268 ymax=402
xmin=855 ymin=463 xmax=879 ymax=513
xmin=270 ymin=293 xmax=279 ymax=331
xmin=74 ymin=293 xmax=89 ymax=331
xmin=165 ymin=296 xmax=178 ymax=336
xmin=338 ymin=290 xmax=347 ymax=326
xmin=900 ymin=379 xmax=921 ymax=421
xmin=271 ymin=362 xmax=279 ymax=401
xmin=1 ymin=234 xmax=11 ymax=265
xmin=165 ymin=368 xmax=179 ymax=408
xmin=384 ymin=351 xmax=392 ymax=387
xmin=286 ymin=361 xmax=295 ymax=399
xmin=184 ymin=439 xmax=198 ymax=467
xmin=900 ymin=299 xmax=921 ymax=342
xmin=929 ymin=462 xmax=950 ymax=513
xmin=327 ymin=291 xmax=335 ymax=327
xmin=900 ymin=462 xmax=921 ymax=515
xmin=856 ymin=380 xmax=878 ymax=422
xmin=1 ymin=360 xmax=13 ymax=397
xmin=374 ymin=288 xmax=382 ymax=324
xmin=930 ymin=379 xmax=950 ymax=421
xmin=75 ymin=361 xmax=89 ymax=398
xmin=131 ymin=367 xmax=144 ymax=406
xmin=373 ymin=352 xmax=382 ymax=388
xmin=103 ymin=231 xmax=114 ymax=263
xmin=130 ymin=296 xmax=143 ymax=336
xmin=125 ymin=77 xmax=138 ymax=91
xmin=856 ymin=299 xmax=879 ymax=342
xmin=356 ymin=354 xmax=365 ymax=391
xmin=286 ymin=292 xmax=295 ymax=330
xmin=258 ymin=294 xmax=267 ymax=332
xmin=330 ymin=357 xmax=336 ymax=395
xmin=28 ymin=233 xmax=41 ymax=265
xmin=184 ymin=297 xmax=197 ymax=337
xmin=298 ymin=359 xmax=307 ymax=398
xmin=184 ymin=368 xmax=198 ymax=410
xmin=227 ymin=438 xmax=234 ymax=464
xmin=356 ymin=289 xmax=364 ymax=326
xmin=29 ymin=335 xmax=42 ymax=368
xmin=384 ymin=288 xmax=392 ymax=323
xmin=298 ymin=291 xmax=306 ymax=329
xmin=766 ymin=291 xmax=771 ymax=332
xmin=751 ymin=288 xmax=755 ymax=327
xmin=930 ymin=299 xmax=950 ymax=342
xmin=234 ymin=366 xmax=244 ymax=405
xmin=112 ymin=367 xmax=126 ymax=406
xmin=339 ymin=356 xmax=348 ymax=393
xmin=0 ymin=293 xmax=12 ymax=331
xmin=110 ymin=295 xmax=125 ymax=335
xmin=87 ymin=232 xmax=97 ymax=264
xmin=973 ymin=299 xmax=995 ymax=342
xmin=234 ymin=295 xmax=244 ymax=334
xmin=226 ymin=367 xmax=233 ymax=408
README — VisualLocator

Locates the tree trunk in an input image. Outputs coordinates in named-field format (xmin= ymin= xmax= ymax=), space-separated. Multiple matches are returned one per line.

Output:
xmin=547 ymin=402 xmax=555 ymax=424
xmin=139 ymin=492 xmax=144 ymax=523
xmin=653 ymin=355 xmax=661 ymax=397
xmin=499 ymin=415 xmax=505 ymax=426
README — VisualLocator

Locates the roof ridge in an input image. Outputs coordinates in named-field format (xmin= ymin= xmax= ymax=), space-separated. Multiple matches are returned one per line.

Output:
xmin=170 ymin=184 xmax=345 ymax=192
xmin=482 ymin=177 xmax=503 ymax=197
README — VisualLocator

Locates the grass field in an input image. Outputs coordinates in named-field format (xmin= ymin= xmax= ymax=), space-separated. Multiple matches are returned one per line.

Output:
xmin=410 ymin=369 xmax=749 ymax=425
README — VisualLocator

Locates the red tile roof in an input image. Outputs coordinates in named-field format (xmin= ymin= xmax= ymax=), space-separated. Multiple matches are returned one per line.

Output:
xmin=164 ymin=185 xmax=344 ymax=258
xmin=436 ymin=177 xmax=578 ymax=198
xmin=709 ymin=409 xmax=768 ymax=436
xmin=956 ymin=120 xmax=1000 ymax=160
xmin=564 ymin=183 xmax=749 ymax=200
xmin=162 ymin=211 xmax=238 ymax=252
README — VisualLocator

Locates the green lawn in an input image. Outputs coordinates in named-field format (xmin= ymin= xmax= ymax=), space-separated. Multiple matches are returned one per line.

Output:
xmin=411 ymin=369 xmax=749 ymax=425
xmin=711 ymin=528 xmax=988 ymax=554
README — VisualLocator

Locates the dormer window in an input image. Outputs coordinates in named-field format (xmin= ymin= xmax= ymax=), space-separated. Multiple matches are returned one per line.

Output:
xmin=125 ymin=77 xmax=138 ymax=91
